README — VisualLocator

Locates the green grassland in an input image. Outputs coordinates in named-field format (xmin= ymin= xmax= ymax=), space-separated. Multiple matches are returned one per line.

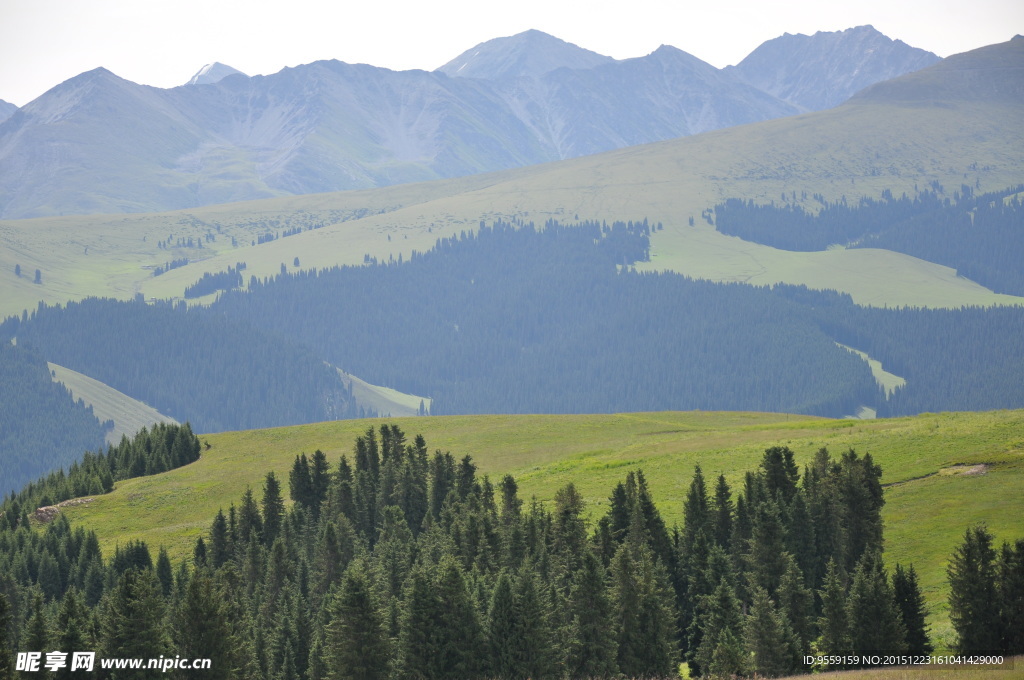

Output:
xmin=2 ymin=98 xmax=1024 ymax=318
xmin=59 ymin=409 xmax=1024 ymax=650
xmin=47 ymin=361 xmax=177 ymax=445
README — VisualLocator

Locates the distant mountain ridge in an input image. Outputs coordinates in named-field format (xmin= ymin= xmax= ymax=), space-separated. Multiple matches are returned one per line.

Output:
xmin=0 ymin=27 xmax=944 ymax=218
xmin=0 ymin=99 xmax=15 ymax=124
xmin=729 ymin=25 xmax=940 ymax=111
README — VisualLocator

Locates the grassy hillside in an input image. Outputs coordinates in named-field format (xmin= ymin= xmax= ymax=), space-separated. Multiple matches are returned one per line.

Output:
xmin=58 ymin=409 xmax=1024 ymax=651
xmin=2 ymin=89 xmax=1023 ymax=318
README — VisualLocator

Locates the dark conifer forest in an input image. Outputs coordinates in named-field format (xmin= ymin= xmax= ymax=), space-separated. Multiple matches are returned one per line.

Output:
xmin=1 ymin=425 xmax=1020 ymax=679
xmin=713 ymin=185 xmax=1024 ymax=295
xmin=1 ymin=298 xmax=365 ymax=436
xmin=0 ymin=342 xmax=109 ymax=495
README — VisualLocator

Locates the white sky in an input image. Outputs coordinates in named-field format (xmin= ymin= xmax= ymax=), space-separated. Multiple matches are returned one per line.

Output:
xmin=0 ymin=0 xmax=1021 ymax=107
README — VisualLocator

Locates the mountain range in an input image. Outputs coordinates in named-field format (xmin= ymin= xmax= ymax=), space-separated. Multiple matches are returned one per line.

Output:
xmin=0 ymin=26 xmax=937 ymax=219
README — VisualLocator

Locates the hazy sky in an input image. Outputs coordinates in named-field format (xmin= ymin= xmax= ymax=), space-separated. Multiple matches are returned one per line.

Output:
xmin=1 ymin=0 xmax=1021 ymax=106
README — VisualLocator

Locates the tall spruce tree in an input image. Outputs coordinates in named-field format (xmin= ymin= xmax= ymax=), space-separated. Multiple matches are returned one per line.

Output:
xmin=486 ymin=572 xmax=521 ymax=680
xmin=996 ymin=538 xmax=1024 ymax=653
xmin=261 ymin=472 xmax=285 ymax=547
xmin=100 ymin=568 xmax=170 ymax=679
xmin=431 ymin=557 xmax=485 ymax=679
xmin=892 ymin=563 xmax=932 ymax=655
xmin=324 ymin=561 xmax=389 ymax=680
xmin=948 ymin=525 xmax=1001 ymax=654
xmin=52 ymin=589 xmax=88 ymax=680
xmin=847 ymin=552 xmax=907 ymax=659
xmin=815 ymin=558 xmax=850 ymax=662
xmin=565 ymin=551 xmax=618 ymax=679
xmin=512 ymin=567 xmax=555 ymax=679
xmin=0 ymin=591 xmax=12 ymax=680
xmin=172 ymin=569 xmax=237 ymax=680
xmin=711 ymin=474 xmax=733 ymax=551
xmin=744 ymin=586 xmax=798 ymax=678
xmin=692 ymin=577 xmax=743 ymax=678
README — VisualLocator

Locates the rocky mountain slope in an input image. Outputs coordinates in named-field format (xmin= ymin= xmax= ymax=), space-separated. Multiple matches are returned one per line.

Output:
xmin=728 ymin=25 xmax=940 ymax=111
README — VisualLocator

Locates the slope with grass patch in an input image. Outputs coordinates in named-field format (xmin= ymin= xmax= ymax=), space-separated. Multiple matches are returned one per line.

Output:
xmin=48 ymin=361 xmax=177 ymax=445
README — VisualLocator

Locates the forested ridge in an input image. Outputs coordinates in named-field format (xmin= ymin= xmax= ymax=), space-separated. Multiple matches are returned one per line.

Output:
xmin=1 ymin=298 xmax=368 ymax=435
xmin=213 ymin=219 xmax=878 ymax=417
xmin=0 ymin=342 xmax=109 ymax=495
xmin=713 ymin=185 xmax=1024 ymax=295
xmin=1 ymin=424 xmax=1021 ymax=679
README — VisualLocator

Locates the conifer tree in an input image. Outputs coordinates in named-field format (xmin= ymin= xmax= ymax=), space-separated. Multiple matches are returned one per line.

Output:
xmin=100 ymin=568 xmax=170 ymax=678
xmin=816 ymin=558 xmax=851 ymax=663
xmin=565 ymin=551 xmax=618 ymax=679
xmin=237 ymin=487 xmax=263 ymax=546
xmin=432 ymin=557 xmax=485 ymax=679
xmin=261 ymin=472 xmax=285 ymax=547
xmin=486 ymin=572 xmax=520 ymax=680
xmin=210 ymin=509 xmax=230 ymax=569
xmin=785 ymin=491 xmax=816 ymax=587
xmin=692 ymin=577 xmax=743 ymax=678
xmin=777 ymin=555 xmax=814 ymax=657
xmin=838 ymin=450 xmax=884 ymax=573
xmin=948 ymin=525 xmax=1001 ymax=654
xmin=847 ymin=551 xmax=907 ymax=658
xmin=760 ymin=446 xmax=799 ymax=505
xmin=745 ymin=495 xmax=788 ymax=597
xmin=711 ymin=474 xmax=733 ymax=550
xmin=309 ymin=450 xmax=331 ymax=519
xmin=23 ymin=593 xmax=48 ymax=653
xmin=996 ymin=538 xmax=1024 ymax=653
xmin=550 ymin=484 xmax=587 ymax=590
xmin=744 ymin=586 xmax=797 ymax=678
xmin=892 ymin=563 xmax=932 ymax=654
xmin=324 ymin=561 xmax=388 ymax=680
xmin=172 ymin=569 xmax=236 ymax=680
xmin=0 ymin=591 xmax=12 ymax=680
xmin=397 ymin=564 xmax=438 ymax=678
xmin=53 ymin=588 xmax=88 ymax=680
xmin=513 ymin=567 xmax=555 ymax=679
xmin=708 ymin=627 xmax=747 ymax=680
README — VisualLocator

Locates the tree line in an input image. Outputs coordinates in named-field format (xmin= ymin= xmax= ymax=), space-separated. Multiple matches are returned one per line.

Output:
xmin=1 ymin=422 xmax=201 ymax=522
xmin=213 ymin=219 xmax=878 ymax=418
xmin=0 ymin=342 xmax=109 ymax=496
xmin=1 ymin=297 xmax=371 ymax=437
xmin=713 ymin=184 xmax=1024 ymax=295
xmin=9 ymin=424 xmax=1020 ymax=680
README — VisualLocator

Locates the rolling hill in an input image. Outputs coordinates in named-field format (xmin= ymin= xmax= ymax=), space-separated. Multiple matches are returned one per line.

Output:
xmin=53 ymin=408 xmax=1024 ymax=651
xmin=0 ymin=37 xmax=1020 ymax=319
